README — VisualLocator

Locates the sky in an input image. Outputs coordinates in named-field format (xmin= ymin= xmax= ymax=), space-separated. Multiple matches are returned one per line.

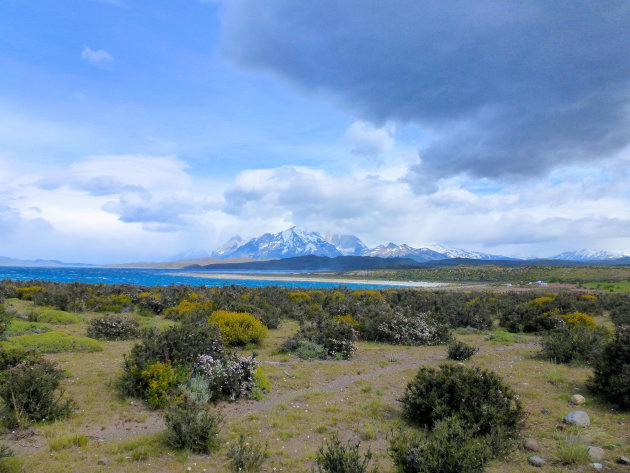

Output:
xmin=1 ymin=0 xmax=630 ymax=263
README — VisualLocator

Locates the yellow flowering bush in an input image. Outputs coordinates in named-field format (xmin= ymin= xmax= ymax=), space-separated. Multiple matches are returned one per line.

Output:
xmin=164 ymin=300 xmax=215 ymax=320
xmin=209 ymin=311 xmax=268 ymax=347
xmin=561 ymin=312 xmax=597 ymax=329
xmin=288 ymin=291 xmax=311 ymax=303
xmin=140 ymin=361 xmax=178 ymax=409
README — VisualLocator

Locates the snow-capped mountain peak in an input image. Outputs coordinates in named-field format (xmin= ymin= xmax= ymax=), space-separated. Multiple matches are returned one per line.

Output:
xmin=550 ymin=249 xmax=625 ymax=261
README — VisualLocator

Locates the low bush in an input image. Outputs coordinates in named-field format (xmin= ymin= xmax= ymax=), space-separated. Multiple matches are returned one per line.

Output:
xmin=0 ymin=345 xmax=42 ymax=371
xmin=0 ymin=358 xmax=76 ymax=428
xmin=390 ymin=416 xmax=492 ymax=473
xmin=197 ymin=353 xmax=260 ymax=401
xmin=164 ymin=395 xmax=222 ymax=454
xmin=372 ymin=313 xmax=450 ymax=346
xmin=227 ymin=434 xmax=268 ymax=472
xmin=587 ymin=325 xmax=630 ymax=409
xmin=313 ymin=432 xmax=373 ymax=473
xmin=0 ymin=305 xmax=13 ymax=339
xmin=610 ymin=306 xmax=630 ymax=326
xmin=0 ymin=444 xmax=21 ymax=473
xmin=399 ymin=364 xmax=523 ymax=454
xmin=560 ymin=312 xmax=597 ymax=329
xmin=139 ymin=361 xmax=188 ymax=409
xmin=250 ymin=367 xmax=271 ymax=401
xmin=446 ymin=340 xmax=478 ymax=361
xmin=86 ymin=314 xmax=139 ymax=340
xmin=282 ymin=317 xmax=358 ymax=360
xmin=209 ymin=310 xmax=268 ymax=347
xmin=86 ymin=294 xmax=132 ymax=313
xmin=0 ymin=332 xmax=103 ymax=353
xmin=26 ymin=308 xmax=80 ymax=325
xmin=164 ymin=299 xmax=215 ymax=320
xmin=540 ymin=324 xmax=610 ymax=365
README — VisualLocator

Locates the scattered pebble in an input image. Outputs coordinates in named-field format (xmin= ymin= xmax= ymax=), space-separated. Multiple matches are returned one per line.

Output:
xmin=590 ymin=462 xmax=603 ymax=470
xmin=587 ymin=446 xmax=605 ymax=461
xmin=540 ymin=408 xmax=551 ymax=415
xmin=570 ymin=394 xmax=586 ymax=405
xmin=619 ymin=456 xmax=630 ymax=465
xmin=528 ymin=456 xmax=545 ymax=467
xmin=97 ymin=458 xmax=108 ymax=466
xmin=523 ymin=438 xmax=539 ymax=452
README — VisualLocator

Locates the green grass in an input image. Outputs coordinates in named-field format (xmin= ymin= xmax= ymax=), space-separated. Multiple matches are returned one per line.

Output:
xmin=4 ymin=319 xmax=52 ymax=337
xmin=26 ymin=307 xmax=81 ymax=325
xmin=585 ymin=280 xmax=630 ymax=293
xmin=555 ymin=437 xmax=589 ymax=465
xmin=49 ymin=433 xmax=89 ymax=451
xmin=1 ymin=331 xmax=103 ymax=353
xmin=484 ymin=330 xmax=525 ymax=345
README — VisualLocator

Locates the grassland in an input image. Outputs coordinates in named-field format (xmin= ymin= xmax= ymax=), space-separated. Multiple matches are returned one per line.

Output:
xmin=0 ymin=296 xmax=628 ymax=472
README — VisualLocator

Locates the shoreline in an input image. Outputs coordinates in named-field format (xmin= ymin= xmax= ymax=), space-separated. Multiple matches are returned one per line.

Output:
xmin=172 ymin=272 xmax=446 ymax=287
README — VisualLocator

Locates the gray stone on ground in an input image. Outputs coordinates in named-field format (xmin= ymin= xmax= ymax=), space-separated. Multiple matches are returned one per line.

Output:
xmin=590 ymin=462 xmax=603 ymax=470
xmin=528 ymin=456 xmax=545 ymax=467
xmin=587 ymin=446 xmax=605 ymax=461
xmin=619 ymin=456 xmax=630 ymax=465
xmin=523 ymin=438 xmax=539 ymax=452
xmin=541 ymin=408 xmax=551 ymax=415
xmin=571 ymin=394 xmax=586 ymax=405
xmin=97 ymin=458 xmax=108 ymax=466
xmin=563 ymin=410 xmax=590 ymax=427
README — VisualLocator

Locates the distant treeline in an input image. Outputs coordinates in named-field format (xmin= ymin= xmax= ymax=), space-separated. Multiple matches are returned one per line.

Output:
xmin=342 ymin=264 xmax=630 ymax=284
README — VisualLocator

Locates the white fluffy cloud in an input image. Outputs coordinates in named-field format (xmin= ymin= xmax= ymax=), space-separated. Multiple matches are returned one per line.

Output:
xmin=345 ymin=121 xmax=395 ymax=158
xmin=81 ymin=46 xmax=114 ymax=65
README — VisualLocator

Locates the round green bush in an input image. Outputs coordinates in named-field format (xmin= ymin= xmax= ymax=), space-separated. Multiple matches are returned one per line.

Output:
xmin=587 ymin=325 xmax=630 ymax=409
xmin=446 ymin=340 xmax=478 ymax=361
xmin=87 ymin=314 xmax=139 ymax=340
xmin=400 ymin=364 xmax=523 ymax=453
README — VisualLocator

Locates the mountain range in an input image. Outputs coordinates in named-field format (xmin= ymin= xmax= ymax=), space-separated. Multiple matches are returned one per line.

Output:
xmin=211 ymin=226 xmax=620 ymax=263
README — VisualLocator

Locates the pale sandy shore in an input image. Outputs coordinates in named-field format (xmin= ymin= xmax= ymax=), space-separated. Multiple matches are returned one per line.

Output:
xmin=172 ymin=272 xmax=445 ymax=287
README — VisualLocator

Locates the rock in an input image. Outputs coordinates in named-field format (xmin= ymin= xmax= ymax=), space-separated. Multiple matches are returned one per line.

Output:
xmin=97 ymin=458 xmax=108 ymax=466
xmin=563 ymin=411 xmax=590 ymax=427
xmin=541 ymin=408 xmax=551 ymax=415
xmin=571 ymin=394 xmax=586 ymax=405
xmin=523 ymin=438 xmax=539 ymax=452
xmin=590 ymin=463 xmax=603 ymax=470
xmin=587 ymin=446 xmax=605 ymax=461
xmin=528 ymin=456 xmax=546 ymax=467
xmin=619 ymin=456 xmax=630 ymax=465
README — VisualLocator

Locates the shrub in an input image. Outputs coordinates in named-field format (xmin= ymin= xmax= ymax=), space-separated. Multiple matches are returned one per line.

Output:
xmin=0 ymin=444 xmax=21 ymax=473
xmin=164 ymin=300 xmax=215 ymax=320
xmin=587 ymin=325 xmax=630 ymax=409
xmin=0 ymin=358 xmax=76 ymax=428
xmin=282 ymin=317 xmax=358 ymax=360
xmin=250 ymin=367 xmax=271 ymax=401
xmin=209 ymin=310 xmax=268 ymax=347
xmin=314 ymin=432 xmax=373 ymax=473
xmin=118 ymin=321 xmax=226 ymax=400
xmin=196 ymin=353 xmax=259 ymax=401
xmin=0 ymin=305 xmax=13 ymax=339
xmin=164 ymin=395 xmax=222 ymax=454
xmin=0 ymin=345 xmax=42 ymax=371
xmin=540 ymin=324 xmax=610 ymax=365
xmin=560 ymin=312 xmax=596 ymax=329
xmin=0 ymin=332 xmax=103 ymax=353
xmin=399 ymin=364 xmax=523 ymax=454
xmin=86 ymin=314 xmax=139 ymax=340
xmin=48 ymin=433 xmax=89 ymax=451
xmin=610 ymin=306 xmax=630 ymax=326
xmin=374 ymin=313 xmax=450 ymax=346
xmin=446 ymin=340 xmax=478 ymax=361
xmin=294 ymin=340 xmax=328 ymax=360
xmin=389 ymin=416 xmax=492 ymax=473
xmin=140 ymin=361 xmax=184 ymax=409
xmin=26 ymin=307 xmax=80 ymax=325
xmin=227 ymin=434 xmax=268 ymax=472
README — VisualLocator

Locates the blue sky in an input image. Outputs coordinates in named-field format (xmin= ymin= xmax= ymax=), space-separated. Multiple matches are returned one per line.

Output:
xmin=1 ymin=0 xmax=630 ymax=263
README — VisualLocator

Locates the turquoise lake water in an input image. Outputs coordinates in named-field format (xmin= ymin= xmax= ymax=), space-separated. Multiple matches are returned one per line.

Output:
xmin=0 ymin=266 xmax=412 ymax=289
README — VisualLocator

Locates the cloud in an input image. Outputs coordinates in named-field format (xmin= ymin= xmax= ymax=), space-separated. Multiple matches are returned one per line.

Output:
xmin=221 ymin=1 xmax=630 ymax=192
xmin=81 ymin=46 xmax=114 ymax=65
xmin=345 ymin=121 xmax=395 ymax=158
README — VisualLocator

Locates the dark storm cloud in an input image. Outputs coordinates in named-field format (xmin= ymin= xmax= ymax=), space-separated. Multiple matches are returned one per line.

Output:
xmin=221 ymin=0 xmax=630 ymax=192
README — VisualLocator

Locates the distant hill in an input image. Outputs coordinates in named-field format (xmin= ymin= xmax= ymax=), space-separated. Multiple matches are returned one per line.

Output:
xmin=186 ymin=255 xmax=422 ymax=271
xmin=0 ymin=256 xmax=92 ymax=268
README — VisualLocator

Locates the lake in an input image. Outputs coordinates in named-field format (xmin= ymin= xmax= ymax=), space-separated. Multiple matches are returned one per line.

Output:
xmin=0 ymin=266 xmax=432 ymax=289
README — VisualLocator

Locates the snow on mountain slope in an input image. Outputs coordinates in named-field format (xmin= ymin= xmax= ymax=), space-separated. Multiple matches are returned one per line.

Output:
xmin=550 ymin=249 xmax=626 ymax=261
xmin=325 ymin=232 xmax=368 ymax=256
